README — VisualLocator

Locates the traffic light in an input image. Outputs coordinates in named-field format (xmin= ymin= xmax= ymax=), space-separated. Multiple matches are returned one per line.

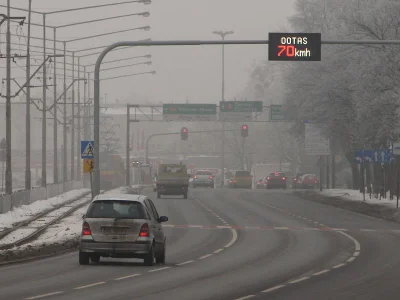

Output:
xmin=241 ymin=124 xmax=248 ymax=138
xmin=181 ymin=127 xmax=188 ymax=140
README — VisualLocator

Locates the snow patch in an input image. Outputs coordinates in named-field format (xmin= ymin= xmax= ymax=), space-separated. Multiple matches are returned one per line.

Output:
xmin=0 ymin=189 xmax=90 ymax=229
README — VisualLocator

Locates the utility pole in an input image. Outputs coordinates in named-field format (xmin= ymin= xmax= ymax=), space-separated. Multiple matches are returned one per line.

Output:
xmin=77 ymin=57 xmax=81 ymax=181
xmin=63 ymin=42 xmax=67 ymax=187
xmin=5 ymin=0 xmax=12 ymax=194
xmin=212 ymin=30 xmax=234 ymax=187
xmin=53 ymin=27 xmax=58 ymax=183
xmin=25 ymin=0 xmax=32 ymax=190
xmin=71 ymin=52 xmax=75 ymax=181
xmin=41 ymin=14 xmax=47 ymax=187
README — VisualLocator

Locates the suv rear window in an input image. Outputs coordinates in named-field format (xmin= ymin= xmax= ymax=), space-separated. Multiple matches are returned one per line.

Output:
xmin=86 ymin=200 xmax=148 ymax=219
xmin=235 ymin=171 xmax=250 ymax=177
xmin=195 ymin=171 xmax=213 ymax=175
xmin=269 ymin=172 xmax=285 ymax=177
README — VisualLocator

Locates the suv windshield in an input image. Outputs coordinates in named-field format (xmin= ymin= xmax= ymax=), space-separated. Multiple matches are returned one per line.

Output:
xmin=196 ymin=171 xmax=212 ymax=175
xmin=236 ymin=171 xmax=250 ymax=177
xmin=86 ymin=200 xmax=148 ymax=219
xmin=270 ymin=172 xmax=285 ymax=177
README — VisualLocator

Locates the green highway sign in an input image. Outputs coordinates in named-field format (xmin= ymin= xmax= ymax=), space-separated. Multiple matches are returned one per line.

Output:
xmin=270 ymin=105 xmax=288 ymax=121
xmin=220 ymin=101 xmax=263 ymax=113
xmin=162 ymin=104 xmax=217 ymax=121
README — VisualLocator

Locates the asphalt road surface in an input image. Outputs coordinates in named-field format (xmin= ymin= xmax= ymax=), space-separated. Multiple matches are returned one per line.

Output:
xmin=2 ymin=188 xmax=400 ymax=300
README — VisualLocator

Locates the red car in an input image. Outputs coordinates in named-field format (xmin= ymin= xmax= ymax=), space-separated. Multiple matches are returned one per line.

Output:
xmin=299 ymin=174 xmax=319 ymax=189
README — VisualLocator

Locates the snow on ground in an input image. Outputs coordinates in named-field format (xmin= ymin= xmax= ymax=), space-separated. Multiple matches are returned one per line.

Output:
xmin=318 ymin=188 xmax=400 ymax=209
xmin=0 ymin=188 xmax=90 ymax=229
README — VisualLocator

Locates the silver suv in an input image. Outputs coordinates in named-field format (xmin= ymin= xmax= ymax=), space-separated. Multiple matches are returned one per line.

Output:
xmin=79 ymin=194 xmax=168 ymax=266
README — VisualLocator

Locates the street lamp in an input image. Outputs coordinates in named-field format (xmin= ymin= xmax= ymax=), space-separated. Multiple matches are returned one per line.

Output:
xmin=212 ymin=30 xmax=234 ymax=187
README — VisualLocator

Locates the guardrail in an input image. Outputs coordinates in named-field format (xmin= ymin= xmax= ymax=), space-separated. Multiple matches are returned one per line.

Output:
xmin=0 ymin=180 xmax=84 ymax=214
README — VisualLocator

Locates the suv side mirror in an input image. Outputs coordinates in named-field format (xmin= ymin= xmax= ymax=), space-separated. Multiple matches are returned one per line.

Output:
xmin=158 ymin=216 xmax=168 ymax=223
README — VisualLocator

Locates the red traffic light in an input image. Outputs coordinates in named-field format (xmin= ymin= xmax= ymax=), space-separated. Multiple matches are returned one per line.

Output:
xmin=241 ymin=124 xmax=248 ymax=138
xmin=181 ymin=127 xmax=188 ymax=140
xmin=242 ymin=125 xmax=247 ymax=130
xmin=183 ymin=128 xmax=187 ymax=133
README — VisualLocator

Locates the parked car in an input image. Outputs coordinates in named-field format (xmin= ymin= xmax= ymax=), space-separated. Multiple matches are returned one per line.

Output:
xmin=265 ymin=172 xmax=287 ymax=189
xmin=79 ymin=193 xmax=168 ymax=266
xmin=299 ymin=174 xmax=319 ymax=189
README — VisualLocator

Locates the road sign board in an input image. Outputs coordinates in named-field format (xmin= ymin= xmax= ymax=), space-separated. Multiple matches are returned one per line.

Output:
xmin=81 ymin=141 xmax=94 ymax=159
xmin=83 ymin=159 xmax=94 ymax=173
xmin=270 ymin=105 xmax=288 ymax=121
xmin=219 ymin=101 xmax=262 ymax=113
xmin=162 ymin=104 xmax=217 ymax=121
xmin=393 ymin=142 xmax=400 ymax=155
xmin=354 ymin=149 xmax=392 ymax=164
xmin=219 ymin=101 xmax=262 ymax=121
xmin=0 ymin=138 xmax=6 ymax=150
xmin=305 ymin=123 xmax=330 ymax=155
xmin=268 ymin=33 xmax=322 ymax=61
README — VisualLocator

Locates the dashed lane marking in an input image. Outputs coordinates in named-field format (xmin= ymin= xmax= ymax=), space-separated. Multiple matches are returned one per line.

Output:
xmin=25 ymin=292 xmax=64 ymax=299
xmin=347 ymin=257 xmax=356 ymax=263
xmin=199 ymin=254 xmax=213 ymax=260
xmin=74 ymin=282 xmax=106 ymax=290
xmin=353 ymin=251 xmax=360 ymax=257
xmin=288 ymin=277 xmax=310 ymax=284
xmin=214 ymin=248 xmax=224 ymax=254
xmin=148 ymin=267 xmax=170 ymax=272
xmin=114 ymin=274 xmax=141 ymax=280
xmin=313 ymin=269 xmax=329 ymax=276
xmin=261 ymin=285 xmax=286 ymax=293
xmin=235 ymin=295 xmax=255 ymax=300
xmin=332 ymin=263 xmax=346 ymax=269
xmin=176 ymin=260 xmax=194 ymax=266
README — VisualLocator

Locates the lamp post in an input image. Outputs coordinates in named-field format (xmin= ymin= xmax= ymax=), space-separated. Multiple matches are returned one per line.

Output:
xmin=212 ymin=30 xmax=234 ymax=187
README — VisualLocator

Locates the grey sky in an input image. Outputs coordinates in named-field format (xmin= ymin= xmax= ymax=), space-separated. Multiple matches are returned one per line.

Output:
xmin=2 ymin=0 xmax=296 ymax=105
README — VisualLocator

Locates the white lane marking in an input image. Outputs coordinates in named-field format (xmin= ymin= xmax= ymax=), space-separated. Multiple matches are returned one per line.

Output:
xmin=245 ymin=226 xmax=260 ymax=230
xmin=217 ymin=225 xmax=232 ymax=229
xmin=235 ymin=295 xmax=255 ymax=300
xmin=360 ymin=229 xmax=376 ymax=232
xmin=176 ymin=260 xmax=194 ymax=266
xmin=288 ymin=277 xmax=310 ymax=284
xmin=214 ymin=248 xmax=224 ymax=254
xmin=26 ymin=292 xmax=64 ymax=299
xmin=353 ymin=251 xmax=360 ymax=257
xmin=199 ymin=254 xmax=213 ymax=260
xmin=331 ymin=228 xmax=348 ymax=231
xmin=148 ymin=267 xmax=170 ymax=272
xmin=347 ymin=257 xmax=356 ymax=263
xmin=332 ymin=263 xmax=346 ymax=269
xmin=262 ymin=285 xmax=285 ymax=293
xmin=188 ymin=225 xmax=204 ymax=228
xmin=303 ymin=228 xmax=319 ymax=231
xmin=224 ymin=228 xmax=238 ymax=248
xmin=338 ymin=231 xmax=361 ymax=251
xmin=313 ymin=269 xmax=329 ymax=276
xmin=162 ymin=224 xmax=174 ymax=227
xmin=274 ymin=227 xmax=289 ymax=230
xmin=74 ymin=282 xmax=106 ymax=290
xmin=114 ymin=274 xmax=141 ymax=280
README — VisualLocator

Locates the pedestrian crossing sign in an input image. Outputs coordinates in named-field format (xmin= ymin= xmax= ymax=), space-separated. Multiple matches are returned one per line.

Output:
xmin=81 ymin=140 xmax=94 ymax=159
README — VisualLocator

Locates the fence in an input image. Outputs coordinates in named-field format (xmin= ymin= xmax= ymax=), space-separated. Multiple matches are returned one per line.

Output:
xmin=0 ymin=180 xmax=84 ymax=214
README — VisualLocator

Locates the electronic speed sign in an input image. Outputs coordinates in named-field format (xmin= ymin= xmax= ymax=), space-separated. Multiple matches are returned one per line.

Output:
xmin=268 ymin=33 xmax=321 ymax=61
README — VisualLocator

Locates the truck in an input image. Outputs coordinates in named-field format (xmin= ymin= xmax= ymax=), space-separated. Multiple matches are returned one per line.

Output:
xmin=156 ymin=164 xmax=190 ymax=199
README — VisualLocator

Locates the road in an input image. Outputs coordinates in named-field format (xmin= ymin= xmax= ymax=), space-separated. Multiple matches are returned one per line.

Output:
xmin=1 ymin=188 xmax=400 ymax=299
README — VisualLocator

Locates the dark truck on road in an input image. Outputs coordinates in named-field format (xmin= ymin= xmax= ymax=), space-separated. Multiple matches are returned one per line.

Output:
xmin=156 ymin=164 xmax=190 ymax=199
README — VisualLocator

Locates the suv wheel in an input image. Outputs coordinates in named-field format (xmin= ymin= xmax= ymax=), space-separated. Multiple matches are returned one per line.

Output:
xmin=91 ymin=254 xmax=100 ymax=263
xmin=79 ymin=251 xmax=90 ymax=265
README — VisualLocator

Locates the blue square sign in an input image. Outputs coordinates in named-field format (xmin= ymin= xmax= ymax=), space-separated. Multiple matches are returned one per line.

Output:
xmin=81 ymin=141 xmax=94 ymax=159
